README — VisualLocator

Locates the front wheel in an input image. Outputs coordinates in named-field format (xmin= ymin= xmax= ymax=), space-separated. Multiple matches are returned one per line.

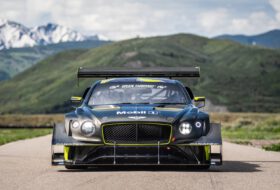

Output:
xmin=198 ymin=165 xmax=211 ymax=170
xmin=65 ymin=165 xmax=88 ymax=170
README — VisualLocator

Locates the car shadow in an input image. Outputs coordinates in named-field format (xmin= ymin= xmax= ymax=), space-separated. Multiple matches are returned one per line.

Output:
xmin=211 ymin=161 xmax=261 ymax=172
xmin=58 ymin=160 xmax=267 ymax=173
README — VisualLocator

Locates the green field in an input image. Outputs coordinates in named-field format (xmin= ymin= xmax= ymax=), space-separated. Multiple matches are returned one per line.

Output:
xmin=222 ymin=116 xmax=280 ymax=140
xmin=217 ymin=113 xmax=280 ymax=150
xmin=0 ymin=114 xmax=64 ymax=127
xmin=0 ymin=34 xmax=279 ymax=114
xmin=0 ymin=129 xmax=51 ymax=145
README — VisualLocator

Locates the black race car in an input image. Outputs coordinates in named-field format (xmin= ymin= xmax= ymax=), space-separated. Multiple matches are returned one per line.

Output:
xmin=51 ymin=67 xmax=222 ymax=169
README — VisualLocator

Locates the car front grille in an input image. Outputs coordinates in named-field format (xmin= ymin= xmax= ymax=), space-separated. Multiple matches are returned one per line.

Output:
xmin=102 ymin=123 xmax=172 ymax=145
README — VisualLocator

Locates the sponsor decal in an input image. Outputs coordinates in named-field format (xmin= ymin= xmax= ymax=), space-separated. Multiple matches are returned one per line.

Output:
xmin=109 ymin=84 xmax=167 ymax=89
xmin=116 ymin=110 xmax=159 ymax=115
xmin=128 ymin=116 xmax=147 ymax=120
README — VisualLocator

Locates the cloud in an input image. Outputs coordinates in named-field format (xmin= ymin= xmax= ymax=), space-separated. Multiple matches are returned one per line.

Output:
xmin=229 ymin=11 xmax=280 ymax=34
xmin=196 ymin=6 xmax=280 ymax=37
xmin=197 ymin=9 xmax=230 ymax=35
xmin=0 ymin=0 xmax=279 ymax=40
xmin=269 ymin=0 xmax=280 ymax=21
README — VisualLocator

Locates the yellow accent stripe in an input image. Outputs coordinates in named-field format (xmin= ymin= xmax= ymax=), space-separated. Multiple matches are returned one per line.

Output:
xmin=101 ymin=122 xmax=172 ymax=146
xmin=137 ymin=78 xmax=162 ymax=83
xmin=100 ymin=79 xmax=114 ymax=84
xmin=64 ymin=146 xmax=70 ymax=161
xmin=204 ymin=145 xmax=210 ymax=161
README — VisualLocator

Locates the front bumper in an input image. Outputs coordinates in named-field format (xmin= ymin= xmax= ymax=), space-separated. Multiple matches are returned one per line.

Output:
xmin=51 ymin=123 xmax=222 ymax=166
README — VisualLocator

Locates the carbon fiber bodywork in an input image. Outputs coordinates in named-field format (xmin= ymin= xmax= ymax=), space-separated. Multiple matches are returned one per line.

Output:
xmin=51 ymin=77 xmax=222 ymax=168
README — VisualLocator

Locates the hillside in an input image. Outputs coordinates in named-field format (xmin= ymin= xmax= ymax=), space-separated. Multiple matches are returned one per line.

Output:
xmin=0 ymin=34 xmax=279 ymax=113
xmin=0 ymin=40 xmax=110 ymax=80
xmin=215 ymin=29 xmax=280 ymax=49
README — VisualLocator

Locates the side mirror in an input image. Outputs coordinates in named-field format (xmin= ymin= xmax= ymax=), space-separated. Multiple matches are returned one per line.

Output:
xmin=71 ymin=96 xmax=82 ymax=103
xmin=194 ymin=96 xmax=205 ymax=108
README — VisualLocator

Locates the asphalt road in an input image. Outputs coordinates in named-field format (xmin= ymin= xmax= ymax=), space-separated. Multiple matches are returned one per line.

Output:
xmin=0 ymin=135 xmax=280 ymax=190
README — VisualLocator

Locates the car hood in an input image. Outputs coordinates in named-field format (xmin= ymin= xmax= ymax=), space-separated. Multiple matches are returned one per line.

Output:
xmin=80 ymin=104 xmax=194 ymax=124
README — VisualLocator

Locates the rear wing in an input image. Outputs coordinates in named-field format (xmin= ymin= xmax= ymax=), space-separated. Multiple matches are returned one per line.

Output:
xmin=77 ymin=67 xmax=200 ymax=79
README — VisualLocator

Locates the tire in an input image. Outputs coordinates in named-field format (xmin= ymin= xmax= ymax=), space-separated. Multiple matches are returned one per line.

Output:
xmin=198 ymin=165 xmax=211 ymax=170
xmin=65 ymin=165 xmax=88 ymax=170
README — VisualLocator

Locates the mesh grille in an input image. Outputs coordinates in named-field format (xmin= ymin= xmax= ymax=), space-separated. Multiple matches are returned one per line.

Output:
xmin=103 ymin=123 xmax=171 ymax=144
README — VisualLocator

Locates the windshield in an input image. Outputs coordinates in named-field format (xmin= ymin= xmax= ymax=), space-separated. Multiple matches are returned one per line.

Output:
xmin=88 ymin=82 xmax=190 ymax=106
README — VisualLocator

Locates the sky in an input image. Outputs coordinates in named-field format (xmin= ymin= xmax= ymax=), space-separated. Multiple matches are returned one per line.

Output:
xmin=0 ymin=0 xmax=279 ymax=40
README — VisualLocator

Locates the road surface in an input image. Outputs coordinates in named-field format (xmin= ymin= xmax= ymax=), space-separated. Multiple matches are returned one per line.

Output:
xmin=0 ymin=135 xmax=280 ymax=190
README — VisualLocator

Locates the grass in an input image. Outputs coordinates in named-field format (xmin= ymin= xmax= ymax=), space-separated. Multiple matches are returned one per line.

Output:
xmin=0 ymin=114 xmax=62 ymax=146
xmin=263 ymin=143 xmax=280 ymax=151
xmin=0 ymin=129 xmax=52 ymax=145
xmin=219 ymin=113 xmax=280 ymax=151
xmin=228 ymin=140 xmax=252 ymax=145
xmin=0 ymin=114 xmax=64 ymax=127
xmin=221 ymin=114 xmax=280 ymax=140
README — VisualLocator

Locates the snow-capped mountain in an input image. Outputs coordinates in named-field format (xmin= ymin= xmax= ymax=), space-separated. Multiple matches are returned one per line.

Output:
xmin=0 ymin=19 xmax=101 ymax=50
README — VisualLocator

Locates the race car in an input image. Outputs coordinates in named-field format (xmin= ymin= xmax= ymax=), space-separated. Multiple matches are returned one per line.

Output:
xmin=51 ymin=67 xmax=222 ymax=169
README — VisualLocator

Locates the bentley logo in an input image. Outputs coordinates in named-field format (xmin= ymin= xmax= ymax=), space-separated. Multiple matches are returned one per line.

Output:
xmin=128 ymin=116 xmax=147 ymax=120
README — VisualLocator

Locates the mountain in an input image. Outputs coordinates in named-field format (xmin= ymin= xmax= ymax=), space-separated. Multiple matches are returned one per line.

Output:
xmin=0 ymin=40 xmax=111 ymax=80
xmin=0 ymin=34 xmax=279 ymax=114
xmin=0 ymin=20 xmax=110 ymax=81
xmin=214 ymin=29 xmax=280 ymax=49
xmin=0 ymin=19 xmax=102 ymax=50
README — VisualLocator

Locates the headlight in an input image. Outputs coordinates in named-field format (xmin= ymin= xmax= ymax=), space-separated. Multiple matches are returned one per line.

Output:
xmin=81 ymin=121 xmax=96 ymax=135
xmin=179 ymin=122 xmax=192 ymax=135
xmin=71 ymin=120 xmax=80 ymax=128
xmin=195 ymin=121 xmax=202 ymax=128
